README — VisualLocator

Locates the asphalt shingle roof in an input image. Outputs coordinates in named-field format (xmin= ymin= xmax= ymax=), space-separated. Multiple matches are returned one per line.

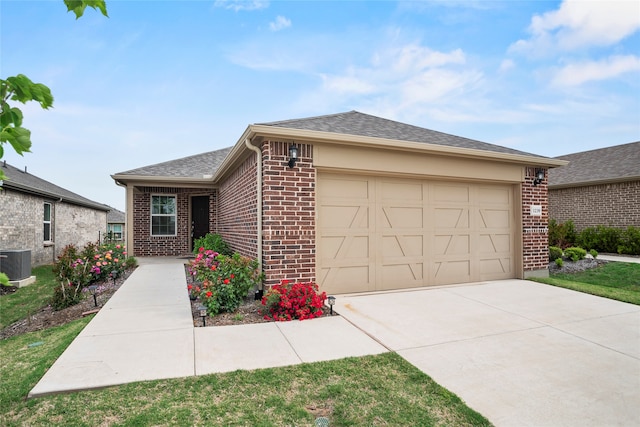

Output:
xmin=548 ymin=141 xmax=640 ymax=187
xmin=107 ymin=208 xmax=125 ymax=223
xmin=114 ymin=147 xmax=233 ymax=178
xmin=1 ymin=161 xmax=109 ymax=211
xmin=258 ymin=110 xmax=541 ymax=157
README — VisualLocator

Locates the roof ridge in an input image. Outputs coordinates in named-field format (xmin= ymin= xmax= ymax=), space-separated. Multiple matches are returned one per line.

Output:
xmin=257 ymin=110 xmax=358 ymax=126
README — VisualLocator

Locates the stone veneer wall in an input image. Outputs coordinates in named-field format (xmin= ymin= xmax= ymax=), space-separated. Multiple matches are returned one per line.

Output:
xmin=0 ymin=188 xmax=106 ymax=267
xmin=522 ymin=167 xmax=549 ymax=276
xmin=132 ymin=187 xmax=216 ymax=257
xmin=549 ymin=180 xmax=640 ymax=231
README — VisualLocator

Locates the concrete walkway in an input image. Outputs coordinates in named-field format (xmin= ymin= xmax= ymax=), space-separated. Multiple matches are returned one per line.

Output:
xmin=29 ymin=258 xmax=386 ymax=397
xmin=598 ymin=253 xmax=640 ymax=264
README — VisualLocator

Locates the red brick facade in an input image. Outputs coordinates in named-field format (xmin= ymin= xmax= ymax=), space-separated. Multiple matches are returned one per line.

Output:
xmin=521 ymin=167 xmax=549 ymax=274
xmin=217 ymin=155 xmax=259 ymax=259
xmin=549 ymin=180 xmax=640 ymax=231
xmin=260 ymin=141 xmax=315 ymax=286
xmin=130 ymin=148 xmax=553 ymax=281
xmin=132 ymin=187 xmax=216 ymax=257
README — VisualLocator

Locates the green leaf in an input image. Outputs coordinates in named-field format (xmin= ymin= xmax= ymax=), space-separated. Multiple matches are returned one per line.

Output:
xmin=0 ymin=106 xmax=23 ymax=128
xmin=64 ymin=0 xmax=108 ymax=19
xmin=2 ymin=126 xmax=32 ymax=155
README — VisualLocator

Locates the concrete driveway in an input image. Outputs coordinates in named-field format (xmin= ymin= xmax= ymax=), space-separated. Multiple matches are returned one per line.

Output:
xmin=334 ymin=280 xmax=640 ymax=427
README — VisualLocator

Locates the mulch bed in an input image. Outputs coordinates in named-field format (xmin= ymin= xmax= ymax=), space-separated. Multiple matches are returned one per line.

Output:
xmin=2 ymin=266 xmax=333 ymax=340
xmin=0 ymin=270 xmax=133 ymax=340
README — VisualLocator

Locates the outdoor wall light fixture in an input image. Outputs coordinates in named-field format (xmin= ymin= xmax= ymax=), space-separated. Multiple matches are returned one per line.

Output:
xmin=197 ymin=303 xmax=207 ymax=326
xmin=88 ymin=285 xmax=98 ymax=307
xmin=533 ymin=168 xmax=545 ymax=186
xmin=327 ymin=295 xmax=336 ymax=315
xmin=288 ymin=144 xmax=298 ymax=168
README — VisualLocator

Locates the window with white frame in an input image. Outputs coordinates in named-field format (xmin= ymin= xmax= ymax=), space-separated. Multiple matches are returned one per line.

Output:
xmin=43 ymin=202 xmax=52 ymax=241
xmin=151 ymin=195 xmax=176 ymax=236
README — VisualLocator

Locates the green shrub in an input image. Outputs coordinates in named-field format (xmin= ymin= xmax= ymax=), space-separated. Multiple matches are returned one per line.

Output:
xmin=564 ymin=247 xmax=587 ymax=262
xmin=193 ymin=233 xmax=233 ymax=256
xmin=589 ymin=249 xmax=598 ymax=258
xmin=618 ymin=226 xmax=640 ymax=255
xmin=576 ymin=225 xmax=639 ymax=255
xmin=549 ymin=246 xmax=563 ymax=262
xmin=555 ymin=258 xmax=564 ymax=267
xmin=0 ymin=272 xmax=9 ymax=286
xmin=199 ymin=253 xmax=263 ymax=315
xmin=548 ymin=219 xmax=576 ymax=248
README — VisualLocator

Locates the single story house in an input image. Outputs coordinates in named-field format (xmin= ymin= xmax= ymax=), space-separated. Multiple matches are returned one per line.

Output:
xmin=112 ymin=111 xmax=566 ymax=294
xmin=107 ymin=207 xmax=126 ymax=241
xmin=548 ymin=141 xmax=640 ymax=231
xmin=0 ymin=161 xmax=110 ymax=269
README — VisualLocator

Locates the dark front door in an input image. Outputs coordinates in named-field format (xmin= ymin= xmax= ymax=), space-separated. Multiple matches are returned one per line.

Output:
xmin=191 ymin=196 xmax=210 ymax=248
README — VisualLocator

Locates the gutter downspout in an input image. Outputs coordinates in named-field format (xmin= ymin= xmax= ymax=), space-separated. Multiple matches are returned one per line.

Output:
xmin=244 ymin=138 xmax=263 ymax=292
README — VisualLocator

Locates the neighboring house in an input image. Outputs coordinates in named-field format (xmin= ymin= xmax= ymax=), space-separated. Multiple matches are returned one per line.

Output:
xmin=548 ymin=141 xmax=640 ymax=231
xmin=0 ymin=161 xmax=109 ymax=267
xmin=112 ymin=111 xmax=566 ymax=294
xmin=106 ymin=207 xmax=126 ymax=241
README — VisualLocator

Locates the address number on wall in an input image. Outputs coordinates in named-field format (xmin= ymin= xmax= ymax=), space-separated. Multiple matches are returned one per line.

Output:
xmin=530 ymin=205 xmax=542 ymax=216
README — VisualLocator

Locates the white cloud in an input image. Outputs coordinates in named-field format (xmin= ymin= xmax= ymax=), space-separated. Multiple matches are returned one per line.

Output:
xmin=552 ymin=55 xmax=640 ymax=86
xmin=214 ymin=0 xmax=269 ymax=12
xmin=510 ymin=0 xmax=640 ymax=54
xmin=269 ymin=15 xmax=291 ymax=32
xmin=499 ymin=59 xmax=515 ymax=73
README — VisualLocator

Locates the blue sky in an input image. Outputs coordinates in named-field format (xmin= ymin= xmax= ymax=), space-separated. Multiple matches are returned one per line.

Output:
xmin=2 ymin=0 xmax=639 ymax=212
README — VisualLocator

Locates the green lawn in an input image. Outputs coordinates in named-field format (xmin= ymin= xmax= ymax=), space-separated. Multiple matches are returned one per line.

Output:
xmin=530 ymin=262 xmax=640 ymax=305
xmin=0 ymin=265 xmax=58 ymax=330
xmin=0 ymin=319 xmax=491 ymax=427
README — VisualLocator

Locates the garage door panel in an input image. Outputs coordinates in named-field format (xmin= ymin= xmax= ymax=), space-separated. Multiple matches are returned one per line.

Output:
xmin=320 ymin=236 xmax=370 ymax=259
xmin=434 ymin=260 xmax=471 ymax=284
xmin=432 ymin=184 xmax=470 ymax=202
xmin=381 ymin=181 xmax=423 ymax=200
xmin=479 ymin=209 xmax=511 ymax=229
xmin=480 ymin=258 xmax=513 ymax=277
xmin=318 ymin=176 xmax=370 ymax=199
xmin=434 ymin=235 xmax=470 ymax=255
xmin=318 ymin=173 xmax=515 ymax=293
xmin=319 ymin=205 xmax=369 ymax=229
xmin=381 ymin=207 xmax=423 ymax=228
xmin=478 ymin=186 xmax=511 ymax=204
xmin=382 ymin=235 xmax=423 ymax=257
xmin=479 ymin=234 xmax=511 ymax=253
xmin=435 ymin=208 xmax=470 ymax=228
xmin=381 ymin=263 xmax=424 ymax=288
xmin=319 ymin=266 xmax=372 ymax=295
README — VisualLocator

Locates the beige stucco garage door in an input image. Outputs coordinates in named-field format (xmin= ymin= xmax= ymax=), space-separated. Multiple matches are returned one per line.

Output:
xmin=317 ymin=173 xmax=516 ymax=294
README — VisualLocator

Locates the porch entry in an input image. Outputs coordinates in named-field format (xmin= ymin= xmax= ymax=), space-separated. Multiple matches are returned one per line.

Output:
xmin=191 ymin=196 xmax=210 ymax=249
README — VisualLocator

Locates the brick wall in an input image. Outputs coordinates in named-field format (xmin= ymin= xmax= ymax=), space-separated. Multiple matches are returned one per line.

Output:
xmin=522 ymin=167 xmax=549 ymax=274
xmin=0 ymin=188 xmax=106 ymax=267
xmin=216 ymin=155 xmax=258 ymax=259
xmin=132 ymin=187 xmax=216 ymax=257
xmin=261 ymin=141 xmax=315 ymax=286
xmin=549 ymin=180 xmax=640 ymax=230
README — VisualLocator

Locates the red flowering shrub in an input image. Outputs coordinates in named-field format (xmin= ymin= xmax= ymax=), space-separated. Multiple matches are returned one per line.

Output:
xmin=261 ymin=281 xmax=326 ymax=321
